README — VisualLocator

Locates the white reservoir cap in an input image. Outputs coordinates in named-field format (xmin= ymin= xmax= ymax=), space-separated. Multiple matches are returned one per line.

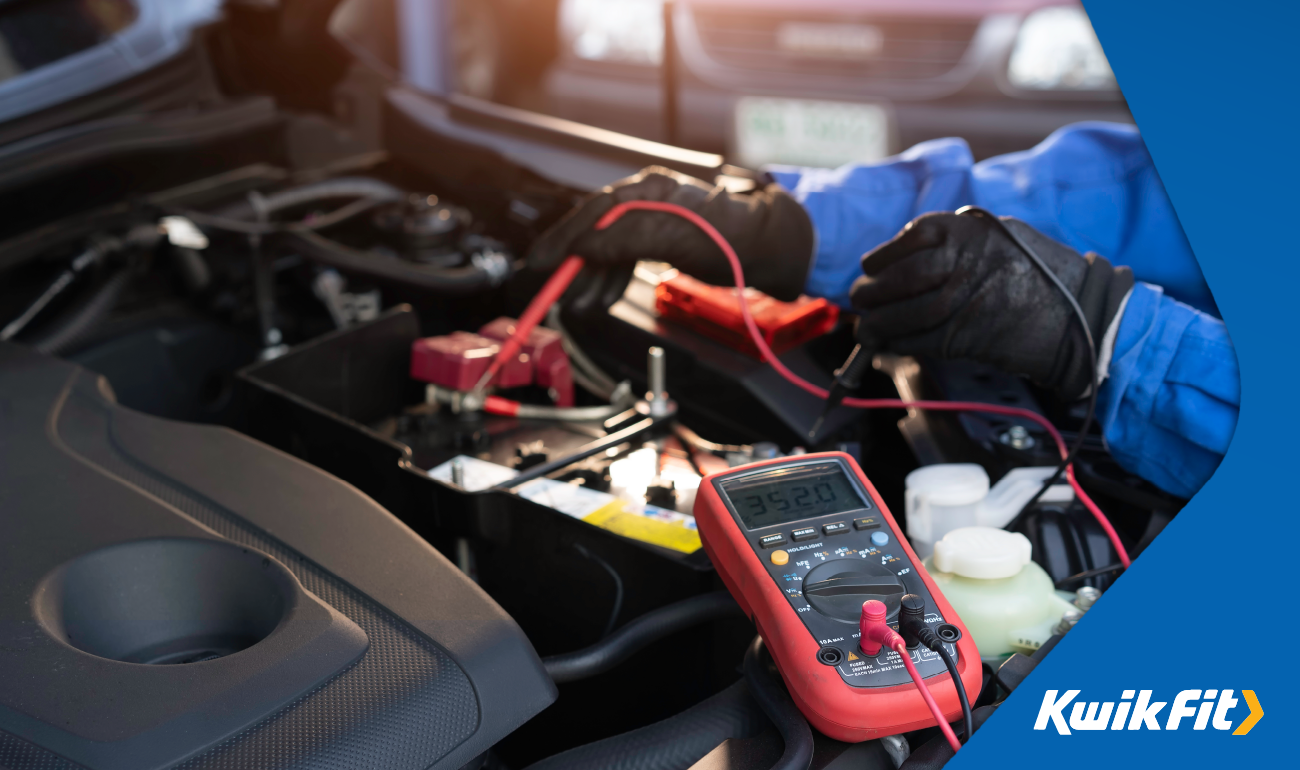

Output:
xmin=904 ymin=464 xmax=989 ymax=506
xmin=932 ymin=526 xmax=1032 ymax=579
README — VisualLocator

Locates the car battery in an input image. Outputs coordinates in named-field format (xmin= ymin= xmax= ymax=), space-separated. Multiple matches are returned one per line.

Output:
xmin=239 ymin=307 xmax=716 ymax=637
xmin=654 ymin=271 xmax=839 ymax=359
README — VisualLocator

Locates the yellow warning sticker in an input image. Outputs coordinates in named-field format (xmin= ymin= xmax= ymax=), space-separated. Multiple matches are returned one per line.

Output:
xmin=428 ymin=456 xmax=703 ymax=554
xmin=847 ymin=651 xmax=860 ymax=661
xmin=584 ymin=502 xmax=703 ymax=554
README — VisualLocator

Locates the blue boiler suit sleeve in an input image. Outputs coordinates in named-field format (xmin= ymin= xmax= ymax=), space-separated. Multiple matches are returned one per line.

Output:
xmin=766 ymin=122 xmax=1237 ymax=497
xmin=1099 ymin=284 xmax=1239 ymax=498
xmin=767 ymin=121 xmax=1217 ymax=314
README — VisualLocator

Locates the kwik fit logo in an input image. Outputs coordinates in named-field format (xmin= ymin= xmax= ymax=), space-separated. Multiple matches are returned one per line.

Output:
xmin=1034 ymin=689 xmax=1264 ymax=735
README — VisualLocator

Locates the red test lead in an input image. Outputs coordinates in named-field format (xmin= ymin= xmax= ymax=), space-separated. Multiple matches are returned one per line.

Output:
xmin=859 ymin=600 xmax=962 ymax=754
xmin=594 ymin=200 xmax=1130 ymax=569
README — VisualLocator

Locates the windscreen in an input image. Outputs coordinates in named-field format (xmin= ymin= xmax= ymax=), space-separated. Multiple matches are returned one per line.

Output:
xmin=720 ymin=463 xmax=868 ymax=530
xmin=0 ymin=0 xmax=137 ymax=85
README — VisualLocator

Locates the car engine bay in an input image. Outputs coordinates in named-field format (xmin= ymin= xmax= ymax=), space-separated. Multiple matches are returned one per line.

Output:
xmin=0 ymin=6 xmax=1185 ymax=770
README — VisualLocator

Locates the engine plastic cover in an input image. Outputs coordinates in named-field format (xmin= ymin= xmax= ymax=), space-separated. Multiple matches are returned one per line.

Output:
xmin=0 ymin=343 xmax=556 ymax=770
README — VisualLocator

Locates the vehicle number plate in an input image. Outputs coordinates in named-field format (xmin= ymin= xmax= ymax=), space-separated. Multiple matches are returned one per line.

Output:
xmin=733 ymin=97 xmax=890 ymax=169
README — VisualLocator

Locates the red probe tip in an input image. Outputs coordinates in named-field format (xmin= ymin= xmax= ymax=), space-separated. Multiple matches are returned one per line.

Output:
xmin=479 ymin=255 xmax=585 ymax=391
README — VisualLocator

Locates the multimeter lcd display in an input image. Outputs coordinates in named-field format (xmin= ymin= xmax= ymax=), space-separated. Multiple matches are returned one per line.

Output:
xmin=721 ymin=463 xmax=867 ymax=529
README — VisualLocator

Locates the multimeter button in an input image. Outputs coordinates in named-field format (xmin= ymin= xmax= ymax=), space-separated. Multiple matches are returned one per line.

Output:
xmin=759 ymin=533 xmax=788 ymax=548
xmin=854 ymin=516 xmax=881 ymax=530
xmin=870 ymin=531 xmax=890 ymax=547
xmin=791 ymin=527 xmax=818 ymax=542
xmin=822 ymin=522 xmax=849 ymax=536
xmin=770 ymin=550 xmax=789 ymax=566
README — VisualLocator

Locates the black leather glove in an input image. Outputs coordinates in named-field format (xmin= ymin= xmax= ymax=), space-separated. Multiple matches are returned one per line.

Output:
xmin=849 ymin=212 xmax=1134 ymax=401
xmin=527 ymin=166 xmax=815 ymax=313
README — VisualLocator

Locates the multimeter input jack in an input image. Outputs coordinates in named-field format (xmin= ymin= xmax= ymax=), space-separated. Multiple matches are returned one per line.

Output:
xmin=816 ymin=646 xmax=843 ymax=666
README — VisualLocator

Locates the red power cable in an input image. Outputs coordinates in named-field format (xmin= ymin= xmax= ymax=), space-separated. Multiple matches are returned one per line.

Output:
xmin=594 ymin=200 xmax=1131 ymax=568
xmin=484 ymin=395 xmax=522 ymax=416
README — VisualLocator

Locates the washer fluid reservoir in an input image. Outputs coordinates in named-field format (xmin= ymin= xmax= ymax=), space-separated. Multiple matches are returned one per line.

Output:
xmin=923 ymin=527 xmax=1078 ymax=657
xmin=905 ymin=463 xmax=1074 ymax=559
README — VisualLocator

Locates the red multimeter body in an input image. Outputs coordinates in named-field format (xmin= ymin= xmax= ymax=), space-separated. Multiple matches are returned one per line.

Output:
xmin=694 ymin=452 xmax=981 ymax=742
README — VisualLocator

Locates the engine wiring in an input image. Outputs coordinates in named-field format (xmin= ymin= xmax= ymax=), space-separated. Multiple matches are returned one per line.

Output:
xmin=546 ymin=304 xmax=625 ymax=399
xmin=174 ymin=177 xmax=406 ymax=236
xmin=590 ymin=200 xmax=1131 ymax=567
xmin=483 ymin=395 xmax=632 ymax=421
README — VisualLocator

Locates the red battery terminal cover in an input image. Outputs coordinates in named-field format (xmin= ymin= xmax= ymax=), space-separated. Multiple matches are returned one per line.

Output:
xmin=654 ymin=271 xmax=839 ymax=359
xmin=478 ymin=317 xmax=574 ymax=407
xmin=409 ymin=317 xmax=574 ymax=406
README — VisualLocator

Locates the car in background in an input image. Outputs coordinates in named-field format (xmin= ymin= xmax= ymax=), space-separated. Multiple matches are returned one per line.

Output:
xmin=542 ymin=0 xmax=1132 ymax=167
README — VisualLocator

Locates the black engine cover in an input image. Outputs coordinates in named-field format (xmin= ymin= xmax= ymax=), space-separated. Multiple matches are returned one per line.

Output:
xmin=0 ymin=343 xmax=555 ymax=770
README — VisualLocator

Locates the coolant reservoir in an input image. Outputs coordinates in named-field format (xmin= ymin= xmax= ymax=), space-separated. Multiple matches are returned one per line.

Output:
xmin=924 ymin=527 xmax=1078 ymax=657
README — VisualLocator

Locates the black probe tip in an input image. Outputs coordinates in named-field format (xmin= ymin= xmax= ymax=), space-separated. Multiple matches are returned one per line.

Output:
xmin=809 ymin=343 xmax=870 ymax=444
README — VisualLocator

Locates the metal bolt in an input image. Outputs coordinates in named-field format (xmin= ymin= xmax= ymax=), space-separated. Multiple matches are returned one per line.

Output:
xmin=451 ymin=458 xmax=466 ymax=488
xmin=647 ymin=347 xmax=670 ymax=417
xmin=1000 ymin=424 xmax=1036 ymax=450
xmin=1055 ymin=609 xmax=1084 ymax=635
xmin=1075 ymin=586 xmax=1101 ymax=611
xmin=455 ymin=537 xmax=476 ymax=581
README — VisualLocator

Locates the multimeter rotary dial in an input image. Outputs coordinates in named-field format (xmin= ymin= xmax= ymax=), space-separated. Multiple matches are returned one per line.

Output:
xmin=802 ymin=560 xmax=906 ymax=623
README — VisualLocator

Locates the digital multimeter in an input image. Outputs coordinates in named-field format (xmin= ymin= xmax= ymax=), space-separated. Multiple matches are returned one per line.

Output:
xmin=694 ymin=452 xmax=982 ymax=742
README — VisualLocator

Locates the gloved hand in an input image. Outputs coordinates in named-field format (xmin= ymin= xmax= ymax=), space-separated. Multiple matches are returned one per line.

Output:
xmin=527 ymin=166 xmax=815 ymax=313
xmin=849 ymin=212 xmax=1134 ymax=400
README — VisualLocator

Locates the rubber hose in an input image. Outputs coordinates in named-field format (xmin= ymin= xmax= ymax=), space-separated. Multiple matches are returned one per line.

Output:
xmin=212 ymin=177 xmax=505 ymax=292
xmin=743 ymin=637 xmax=813 ymax=770
xmin=523 ymin=680 xmax=772 ymax=770
xmin=215 ymin=177 xmax=405 ymax=220
xmin=30 ymin=268 xmax=132 ymax=356
xmin=283 ymin=230 xmax=504 ymax=295
xmin=543 ymin=592 xmax=743 ymax=684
